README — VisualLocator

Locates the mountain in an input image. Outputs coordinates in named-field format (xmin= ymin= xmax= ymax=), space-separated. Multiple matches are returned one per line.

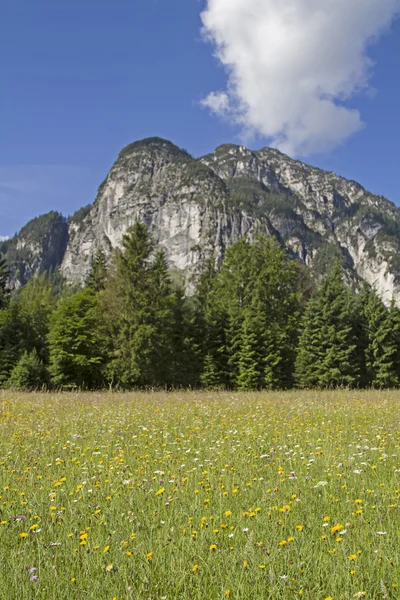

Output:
xmin=3 ymin=137 xmax=400 ymax=303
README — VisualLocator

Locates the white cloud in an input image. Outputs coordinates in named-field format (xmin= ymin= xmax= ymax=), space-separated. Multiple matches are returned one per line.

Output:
xmin=0 ymin=236 xmax=9 ymax=241
xmin=200 ymin=0 xmax=400 ymax=156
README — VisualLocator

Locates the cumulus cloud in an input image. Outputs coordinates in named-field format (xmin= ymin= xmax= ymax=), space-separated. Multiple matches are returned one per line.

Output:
xmin=200 ymin=0 xmax=400 ymax=156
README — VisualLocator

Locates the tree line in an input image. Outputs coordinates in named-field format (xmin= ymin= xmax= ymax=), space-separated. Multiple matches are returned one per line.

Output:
xmin=1 ymin=222 xmax=400 ymax=391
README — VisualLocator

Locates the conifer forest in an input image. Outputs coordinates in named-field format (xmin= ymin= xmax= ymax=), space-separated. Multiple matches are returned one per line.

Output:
xmin=1 ymin=223 xmax=399 ymax=391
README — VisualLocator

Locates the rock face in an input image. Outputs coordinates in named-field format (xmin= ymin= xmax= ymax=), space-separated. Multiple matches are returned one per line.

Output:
xmin=4 ymin=212 xmax=68 ymax=287
xmin=5 ymin=137 xmax=400 ymax=303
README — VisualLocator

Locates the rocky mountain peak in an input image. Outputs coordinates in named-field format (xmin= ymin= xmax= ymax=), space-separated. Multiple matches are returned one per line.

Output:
xmin=3 ymin=138 xmax=400 ymax=304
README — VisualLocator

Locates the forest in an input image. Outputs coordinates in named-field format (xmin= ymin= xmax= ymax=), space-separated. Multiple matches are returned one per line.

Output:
xmin=0 ymin=222 xmax=399 ymax=391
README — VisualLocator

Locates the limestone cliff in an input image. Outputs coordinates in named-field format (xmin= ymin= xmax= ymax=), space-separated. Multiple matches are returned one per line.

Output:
xmin=5 ymin=137 xmax=400 ymax=303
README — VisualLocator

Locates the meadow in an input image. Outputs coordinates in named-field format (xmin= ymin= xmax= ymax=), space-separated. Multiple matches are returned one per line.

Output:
xmin=0 ymin=390 xmax=399 ymax=600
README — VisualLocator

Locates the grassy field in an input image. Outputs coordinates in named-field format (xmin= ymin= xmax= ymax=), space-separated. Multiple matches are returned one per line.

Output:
xmin=0 ymin=390 xmax=399 ymax=599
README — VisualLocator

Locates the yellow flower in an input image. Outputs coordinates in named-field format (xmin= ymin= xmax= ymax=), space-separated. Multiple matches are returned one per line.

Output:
xmin=279 ymin=540 xmax=287 ymax=546
xmin=224 ymin=511 xmax=232 ymax=517
xmin=20 ymin=532 xmax=28 ymax=538
xmin=331 ymin=524 xmax=344 ymax=535
xmin=225 ymin=591 xmax=231 ymax=597
xmin=105 ymin=564 xmax=114 ymax=572
xmin=288 ymin=536 xmax=295 ymax=542
xmin=147 ymin=552 xmax=153 ymax=561
xmin=259 ymin=565 xmax=266 ymax=569
xmin=126 ymin=551 xmax=132 ymax=557
xmin=155 ymin=488 xmax=165 ymax=496
xmin=103 ymin=545 xmax=110 ymax=553
xmin=71 ymin=577 xmax=76 ymax=583
xmin=350 ymin=570 xmax=356 ymax=575
xmin=192 ymin=564 xmax=199 ymax=572
xmin=209 ymin=544 xmax=217 ymax=550
xmin=296 ymin=525 xmax=304 ymax=532
xmin=243 ymin=561 xmax=249 ymax=568
xmin=348 ymin=554 xmax=357 ymax=561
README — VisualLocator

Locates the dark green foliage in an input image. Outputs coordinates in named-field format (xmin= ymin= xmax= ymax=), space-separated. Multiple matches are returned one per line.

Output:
xmin=100 ymin=223 xmax=177 ymax=388
xmin=2 ymin=219 xmax=400 ymax=391
xmin=7 ymin=349 xmax=47 ymax=390
xmin=0 ymin=253 xmax=9 ymax=309
xmin=48 ymin=288 xmax=104 ymax=389
xmin=296 ymin=264 xmax=359 ymax=388
xmin=69 ymin=204 xmax=91 ymax=225
xmin=86 ymin=249 xmax=108 ymax=291
xmin=357 ymin=286 xmax=399 ymax=387
xmin=0 ymin=303 xmax=25 ymax=386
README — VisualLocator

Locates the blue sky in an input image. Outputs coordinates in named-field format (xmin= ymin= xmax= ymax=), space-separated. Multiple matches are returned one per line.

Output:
xmin=1 ymin=0 xmax=400 ymax=237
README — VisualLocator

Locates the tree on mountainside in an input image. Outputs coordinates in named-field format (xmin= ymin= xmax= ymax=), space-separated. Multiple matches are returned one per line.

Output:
xmin=86 ymin=249 xmax=108 ymax=291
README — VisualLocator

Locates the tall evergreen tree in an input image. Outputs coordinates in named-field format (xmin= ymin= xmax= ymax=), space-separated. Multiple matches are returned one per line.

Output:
xmin=0 ymin=253 xmax=9 ymax=310
xmin=295 ymin=264 xmax=359 ymax=388
xmin=86 ymin=249 xmax=108 ymax=291
xmin=101 ymin=223 xmax=176 ymax=388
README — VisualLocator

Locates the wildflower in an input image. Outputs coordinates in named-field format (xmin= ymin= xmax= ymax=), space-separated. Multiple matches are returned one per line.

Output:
xmin=103 ymin=545 xmax=110 ymax=553
xmin=331 ymin=524 xmax=344 ymax=535
xmin=243 ymin=561 xmax=249 ymax=568
xmin=348 ymin=555 xmax=357 ymax=561
xmin=192 ymin=564 xmax=199 ymax=572
xmin=147 ymin=552 xmax=153 ymax=561
xmin=155 ymin=488 xmax=165 ymax=496
xmin=209 ymin=544 xmax=217 ymax=550
xmin=259 ymin=565 xmax=266 ymax=569
xmin=296 ymin=525 xmax=303 ymax=532
xmin=20 ymin=532 xmax=28 ymax=539
xmin=105 ymin=564 xmax=114 ymax=572
xmin=279 ymin=540 xmax=287 ymax=546
xmin=225 ymin=591 xmax=231 ymax=597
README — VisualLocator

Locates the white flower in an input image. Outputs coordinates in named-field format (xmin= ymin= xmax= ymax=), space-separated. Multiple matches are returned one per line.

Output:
xmin=376 ymin=531 xmax=387 ymax=535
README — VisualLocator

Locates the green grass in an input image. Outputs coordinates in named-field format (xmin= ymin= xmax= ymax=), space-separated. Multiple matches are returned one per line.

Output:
xmin=0 ymin=390 xmax=399 ymax=599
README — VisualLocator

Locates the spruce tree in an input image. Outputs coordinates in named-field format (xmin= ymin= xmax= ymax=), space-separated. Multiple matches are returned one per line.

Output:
xmin=101 ymin=223 xmax=177 ymax=388
xmin=0 ymin=253 xmax=9 ymax=310
xmin=7 ymin=349 xmax=47 ymax=390
xmin=86 ymin=249 xmax=108 ymax=291
xmin=296 ymin=264 xmax=359 ymax=388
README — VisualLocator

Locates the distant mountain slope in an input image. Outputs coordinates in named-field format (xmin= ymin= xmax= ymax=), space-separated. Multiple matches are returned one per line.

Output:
xmin=3 ymin=137 xmax=400 ymax=303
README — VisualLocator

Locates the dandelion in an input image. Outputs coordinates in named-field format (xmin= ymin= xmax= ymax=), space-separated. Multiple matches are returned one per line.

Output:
xmin=192 ymin=564 xmax=199 ymax=572
xmin=209 ymin=544 xmax=217 ymax=551
xmin=147 ymin=552 xmax=153 ymax=561
xmin=20 ymin=532 xmax=28 ymax=539
xmin=103 ymin=545 xmax=110 ymax=553
xmin=155 ymin=488 xmax=165 ymax=496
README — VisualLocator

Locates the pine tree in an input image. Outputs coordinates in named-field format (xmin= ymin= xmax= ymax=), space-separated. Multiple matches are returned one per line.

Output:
xmin=217 ymin=236 xmax=304 ymax=389
xmin=7 ymin=349 xmax=47 ymax=390
xmin=193 ymin=257 xmax=230 ymax=388
xmin=356 ymin=285 xmax=399 ymax=388
xmin=236 ymin=309 xmax=264 ymax=390
xmin=0 ymin=302 xmax=25 ymax=386
xmin=296 ymin=264 xmax=359 ymax=388
xmin=86 ymin=249 xmax=108 ymax=291
xmin=0 ymin=253 xmax=9 ymax=310
xmin=101 ymin=223 xmax=177 ymax=388
xmin=48 ymin=288 xmax=104 ymax=389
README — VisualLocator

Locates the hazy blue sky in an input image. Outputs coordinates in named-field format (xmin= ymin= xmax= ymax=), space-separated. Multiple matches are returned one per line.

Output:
xmin=1 ymin=0 xmax=400 ymax=236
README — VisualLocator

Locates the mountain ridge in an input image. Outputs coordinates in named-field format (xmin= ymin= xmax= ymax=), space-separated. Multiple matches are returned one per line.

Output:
xmin=3 ymin=137 xmax=400 ymax=303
